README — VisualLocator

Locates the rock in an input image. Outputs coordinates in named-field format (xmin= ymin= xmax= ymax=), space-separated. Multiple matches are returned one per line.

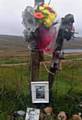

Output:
xmin=16 ymin=110 xmax=25 ymax=116
xmin=72 ymin=114 xmax=82 ymax=120
xmin=43 ymin=106 xmax=53 ymax=115
xmin=57 ymin=111 xmax=67 ymax=120
xmin=39 ymin=112 xmax=46 ymax=120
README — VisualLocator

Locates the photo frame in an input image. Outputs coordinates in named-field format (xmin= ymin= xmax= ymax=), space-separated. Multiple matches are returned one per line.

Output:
xmin=31 ymin=81 xmax=49 ymax=103
xmin=25 ymin=108 xmax=40 ymax=120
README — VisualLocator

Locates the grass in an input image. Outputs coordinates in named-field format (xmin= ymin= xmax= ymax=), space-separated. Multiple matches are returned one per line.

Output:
xmin=0 ymin=56 xmax=27 ymax=64
xmin=0 ymin=54 xmax=82 ymax=119
xmin=0 ymin=64 xmax=31 ymax=119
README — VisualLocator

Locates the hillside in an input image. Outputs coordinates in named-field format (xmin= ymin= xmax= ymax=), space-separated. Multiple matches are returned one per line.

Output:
xmin=63 ymin=37 xmax=82 ymax=49
xmin=0 ymin=35 xmax=82 ymax=57
xmin=0 ymin=35 xmax=28 ymax=57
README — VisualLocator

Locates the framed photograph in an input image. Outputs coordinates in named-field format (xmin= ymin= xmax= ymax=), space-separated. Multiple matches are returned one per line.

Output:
xmin=25 ymin=108 xmax=40 ymax=120
xmin=31 ymin=81 xmax=49 ymax=103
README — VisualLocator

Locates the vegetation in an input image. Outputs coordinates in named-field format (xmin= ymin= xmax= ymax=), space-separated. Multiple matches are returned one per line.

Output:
xmin=0 ymin=54 xmax=82 ymax=119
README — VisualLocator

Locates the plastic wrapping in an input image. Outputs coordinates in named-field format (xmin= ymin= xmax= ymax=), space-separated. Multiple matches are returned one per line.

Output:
xmin=22 ymin=6 xmax=38 ymax=36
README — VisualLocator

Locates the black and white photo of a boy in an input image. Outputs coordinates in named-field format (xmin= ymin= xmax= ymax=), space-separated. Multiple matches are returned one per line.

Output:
xmin=36 ymin=86 xmax=45 ymax=99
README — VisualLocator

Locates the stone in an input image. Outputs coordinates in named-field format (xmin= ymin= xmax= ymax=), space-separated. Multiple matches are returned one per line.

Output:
xmin=57 ymin=111 xmax=67 ymax=120
xmin=43 ymin=106 xmax=53 ymax=115
xmin=72 ymin=114 xmax=82 ymax=120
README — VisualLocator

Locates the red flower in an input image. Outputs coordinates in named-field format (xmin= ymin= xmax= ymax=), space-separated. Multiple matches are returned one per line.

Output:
xmin=34 ymin=12 xmax=44 ymax=19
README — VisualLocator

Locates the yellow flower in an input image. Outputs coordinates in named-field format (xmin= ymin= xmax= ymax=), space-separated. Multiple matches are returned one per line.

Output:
xmin=43 ymin=12 xmax=57 ymax=28
xmin=42 ymin=9 xmax=50 ymax=15
xmin=39 ymin=6 xmax=44 ymax=11
xmin=43 ymin=18 xmax=52 ymax=28
xmin=48 ymin=13 xmax=56 ymax=21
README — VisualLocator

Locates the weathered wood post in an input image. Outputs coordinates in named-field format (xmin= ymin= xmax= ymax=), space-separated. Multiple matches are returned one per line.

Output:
xmin=31 ymin=50 xmax=40 ymax=81
xmin=29 ymin=0 xmax=44 ymax=82
xmin=48 ymin=14 xmax=75 ymax=103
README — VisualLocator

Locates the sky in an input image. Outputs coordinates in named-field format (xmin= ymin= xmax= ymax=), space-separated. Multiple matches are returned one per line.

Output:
xmin=0 ymin=0 xmax=82 ymax=37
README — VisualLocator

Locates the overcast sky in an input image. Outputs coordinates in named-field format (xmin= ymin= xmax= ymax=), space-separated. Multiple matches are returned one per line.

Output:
xmin=0 ymin=0 xmax=82 ymax=36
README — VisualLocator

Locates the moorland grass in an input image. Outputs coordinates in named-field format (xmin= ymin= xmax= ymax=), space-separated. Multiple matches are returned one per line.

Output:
xmin=0 ymin=54 xmax=82 ymax=119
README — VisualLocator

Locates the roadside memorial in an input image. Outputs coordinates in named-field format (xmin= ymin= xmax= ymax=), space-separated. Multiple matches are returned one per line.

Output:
xmin=22 ymin=0 xmax=75 ymax=119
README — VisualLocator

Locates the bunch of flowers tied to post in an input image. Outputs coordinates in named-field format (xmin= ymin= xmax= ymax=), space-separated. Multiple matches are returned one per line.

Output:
xmin=22 ymin=3 xmax=57 ymax=52
xmin=33 ymin=4 xmax=57 ymax=51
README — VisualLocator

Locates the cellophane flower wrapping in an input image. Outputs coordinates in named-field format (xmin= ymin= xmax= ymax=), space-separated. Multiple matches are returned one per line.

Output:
xmin=22 ymin=3 xmax=57 ymax=52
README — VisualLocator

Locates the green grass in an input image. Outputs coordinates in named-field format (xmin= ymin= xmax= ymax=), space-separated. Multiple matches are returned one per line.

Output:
xmin=0 ymin=57 xmax=27 ymax=64
xmin=0 ymin=55 xmax=82 ymax=119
